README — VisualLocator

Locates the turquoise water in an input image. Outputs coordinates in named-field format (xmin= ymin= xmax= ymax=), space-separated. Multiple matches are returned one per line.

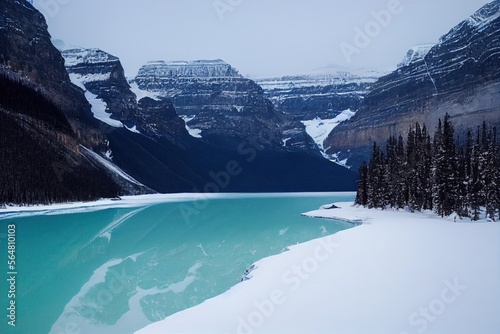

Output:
xmin=0 ymin=193 xmax=354 ymax=334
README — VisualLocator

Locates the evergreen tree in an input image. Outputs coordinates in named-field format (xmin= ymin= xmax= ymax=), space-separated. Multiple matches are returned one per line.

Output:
xmin=484 ymin=130 xmax=499 ymax=221
xmin=394 ymin=134 xmax=408 ymax=208
xmin=456 ymin=146 xmax=468 ymax=217
xmin=432 ymin=114 xmax=459 ymax=217
xmin=432 ymin=119 xmax=447 ymax=216
xmin=422 ymin=130 xmax=434 ymax=211
xmin=384 ymin=135 xmax=399 ymax=208
xmin=355 ymin=162 xmax=369 ymax=206
xmin=367 ymin=142 xmax=384 ymax=209
xmin=469 ymin=132 xmax=482 ymax=221
xmin=406 ymin=127 xmax=418 ymax=211
xmin=443 ymin=113 xmax=460 ymax=215
xmin=354 ymin=117 xmax=498 ymax=221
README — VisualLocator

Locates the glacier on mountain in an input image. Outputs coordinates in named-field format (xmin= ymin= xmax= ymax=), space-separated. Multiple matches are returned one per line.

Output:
xmin=301 ymin=109 xmax=356 ymax=166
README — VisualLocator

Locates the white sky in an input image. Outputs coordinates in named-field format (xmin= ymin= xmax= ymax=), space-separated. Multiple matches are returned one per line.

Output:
xmin=33 ymin=0 xmax=492 ymax=78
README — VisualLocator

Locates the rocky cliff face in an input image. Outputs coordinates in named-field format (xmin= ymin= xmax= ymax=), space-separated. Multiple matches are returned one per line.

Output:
xmin=0 ymin=0 xmax=103 ymax=147
xmin=62 ymin=48 xmax=138 ymax=126
xmin=257 ymin=69 xmax=381 ymax=120
xmin=132 ymin=60 xmax=284 ymax=148
xmin=136 ymin=97 xmax=189 ymax=144
xmin=326 ymin=0 xmax=500 ymax=169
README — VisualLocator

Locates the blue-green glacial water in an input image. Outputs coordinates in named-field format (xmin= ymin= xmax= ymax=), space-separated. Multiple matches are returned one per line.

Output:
xmin=0 ymin=193 xmax=355 ymax=334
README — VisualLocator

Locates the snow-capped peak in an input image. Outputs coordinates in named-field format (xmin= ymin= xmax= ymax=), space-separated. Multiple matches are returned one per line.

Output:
xmin=440 ymin=0 xmax=499 ymax=43
xmin=466 ymin=0 xmax=500 ymax=27
xmin=256 ymin=67 xmax=385 ymax=91
xmin=136 ymin=59 xmax=242 ymax=79
xmin=61 ymin=48 xmax=119 ymax=67
xmin=397 ymin=44 xmax=434 ymax=68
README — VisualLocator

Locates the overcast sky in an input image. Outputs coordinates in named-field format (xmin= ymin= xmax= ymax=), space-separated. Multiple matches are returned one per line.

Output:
xmin=33 ymin=0 xmax=491 ymax=78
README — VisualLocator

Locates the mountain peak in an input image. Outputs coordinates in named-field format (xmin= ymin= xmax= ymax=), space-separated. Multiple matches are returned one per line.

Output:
xmin=137 ymin=59 xmax=242 ymax=79
xmin=61 ymin=48 xmax=120 ymax=67
xmin=397 ymin=44 xmax=434 ymax=68
xmin=440 ymin=0 xmax=499 ymax=43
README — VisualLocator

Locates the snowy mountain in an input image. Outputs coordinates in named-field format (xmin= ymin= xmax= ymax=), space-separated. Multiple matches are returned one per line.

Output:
xmin=131 ymin=61 xmax=382 ymax=160
xmin=132 ymin=60 xmax=284 ymax=147
xmin=326 ymin=0 xmax=500 ymax=169
xmin=62 ymin=48 xmax=135 ymax=128
xmin=60 ymin=46 xmax=190 ymax=144
xmin=256 ymin=68 xmax=381 ymax=91
xmin=442 ymin=0 xmax=500 ymax=43
xmin=256 ymin=67 xmax=382 ymax=119
xmin=256 ymin=68 xmax=383 ymax=162
xmin=1 ymin=0 xmax=360 ymax=203
xmin=56 ymin=47 xmax=358 ymax=193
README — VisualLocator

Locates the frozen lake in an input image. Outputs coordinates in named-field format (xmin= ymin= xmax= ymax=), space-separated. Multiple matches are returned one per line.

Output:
xmin=0 ymin=193 xmax=355 ymax=334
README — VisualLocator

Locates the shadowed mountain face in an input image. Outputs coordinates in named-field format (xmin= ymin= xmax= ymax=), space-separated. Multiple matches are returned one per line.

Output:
xmin=0 ymin=0 xmax=124 ymax=204
xmin=132 ymin=60 xmax=285 ymax=148
xmin=325 ymin=0 xmax=500 ymax=170
xmin=0 ymin=0 xmax=107 ymax=149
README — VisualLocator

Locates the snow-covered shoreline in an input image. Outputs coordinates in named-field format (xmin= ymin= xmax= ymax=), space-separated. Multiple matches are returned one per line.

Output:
xmin=136 ymin=202 xmax=500 ymax=334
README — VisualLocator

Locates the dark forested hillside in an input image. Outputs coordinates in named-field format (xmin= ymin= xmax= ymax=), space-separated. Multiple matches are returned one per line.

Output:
xmin=355 ymin=114 xmax=500 ymax=221
xmin=0 ymin=74 xmax=120 ymax=205
xmin=0 ymin=73 xmax=72 ymax=133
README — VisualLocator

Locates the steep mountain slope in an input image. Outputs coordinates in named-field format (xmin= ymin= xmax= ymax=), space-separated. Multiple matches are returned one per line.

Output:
xmin=326 ymin=0 xmax=500 ymax=169
xmin=0 ymin=74 xmax=122 ymax=204
xmin=63 ymin=48 xmax=138 ymax=128
xmin=131 ymin=60 xmax=284 ymax=148
xmin=0 ymin=0 xmax=105 ymax=147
